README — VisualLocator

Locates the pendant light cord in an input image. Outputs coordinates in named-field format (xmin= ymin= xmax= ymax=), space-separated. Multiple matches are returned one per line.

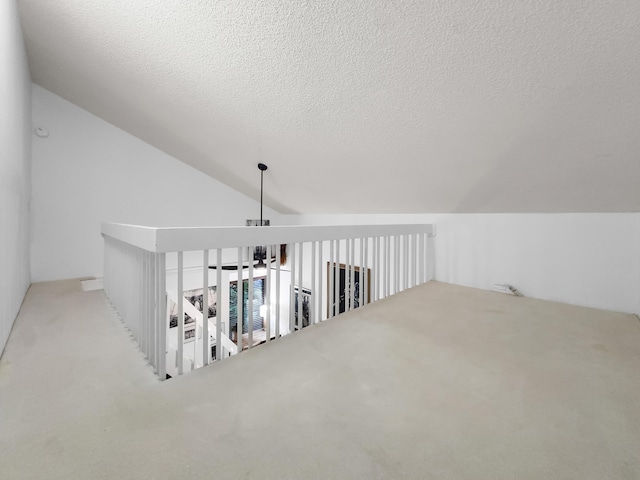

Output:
xmin=258 ymin=163 xmax=267 ymax=225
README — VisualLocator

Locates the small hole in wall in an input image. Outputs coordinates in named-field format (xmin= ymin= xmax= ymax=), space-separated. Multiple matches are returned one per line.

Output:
xmin=34 ymin=127 xmax=49 ymax=138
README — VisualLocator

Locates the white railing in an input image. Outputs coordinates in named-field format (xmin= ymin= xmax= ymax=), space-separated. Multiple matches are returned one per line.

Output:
xmin=102 ymin=223 xmax=435 ymax=379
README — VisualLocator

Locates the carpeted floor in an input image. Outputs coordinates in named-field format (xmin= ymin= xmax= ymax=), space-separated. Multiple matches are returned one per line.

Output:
xmin=1 ymin=279 xmax=639 ymax=479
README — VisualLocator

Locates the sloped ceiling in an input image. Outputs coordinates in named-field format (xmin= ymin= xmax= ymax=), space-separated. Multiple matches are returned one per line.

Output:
xmin=17 ymin=0 xmax=640 ymax=213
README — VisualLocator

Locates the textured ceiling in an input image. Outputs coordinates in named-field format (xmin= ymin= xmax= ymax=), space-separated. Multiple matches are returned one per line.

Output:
xmin=17 ymin=0 xmax=640 ymax=213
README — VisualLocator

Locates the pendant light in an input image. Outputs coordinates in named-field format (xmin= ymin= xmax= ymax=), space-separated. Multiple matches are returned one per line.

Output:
xmin=247 ymin=163 xmax=269 ymax=268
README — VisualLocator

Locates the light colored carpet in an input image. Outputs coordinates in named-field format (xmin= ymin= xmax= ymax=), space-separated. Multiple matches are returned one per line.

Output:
xmin=1 ymin=280 xmax=639 ymax=479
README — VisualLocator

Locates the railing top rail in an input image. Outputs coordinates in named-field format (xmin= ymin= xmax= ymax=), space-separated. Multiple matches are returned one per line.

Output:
xmin=102 ymin=222 xmax=435 ymax=253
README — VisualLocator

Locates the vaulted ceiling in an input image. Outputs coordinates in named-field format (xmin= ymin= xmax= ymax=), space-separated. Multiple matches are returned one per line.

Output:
xmin=17 ymin=0 xmax=640 ymax=213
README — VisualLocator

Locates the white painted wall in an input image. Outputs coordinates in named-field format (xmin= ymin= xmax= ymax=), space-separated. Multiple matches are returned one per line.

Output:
xmin=31 ymin=85 xmax=282 ymax=282
xmin=0 ymin=1 xmax=31 ymax=356
xmin=282 ymin=213 xmax=640 ymax=315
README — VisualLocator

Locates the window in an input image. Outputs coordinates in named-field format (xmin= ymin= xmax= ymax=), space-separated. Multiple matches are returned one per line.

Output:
xmin=229 ymin=278 xmax=266 ymax=338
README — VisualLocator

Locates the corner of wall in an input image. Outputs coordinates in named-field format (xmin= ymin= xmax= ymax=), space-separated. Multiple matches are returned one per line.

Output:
xmin=0 ymin=0 xmax=32 ymax=356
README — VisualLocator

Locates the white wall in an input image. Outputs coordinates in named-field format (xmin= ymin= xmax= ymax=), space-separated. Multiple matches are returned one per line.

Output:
xmin=282 ymin=213 xmax=640 ymax=315
xmin=31 ymin=85 xmax=282 ymax=282
xmin=0 ymin=1 xmax=31 ymax=356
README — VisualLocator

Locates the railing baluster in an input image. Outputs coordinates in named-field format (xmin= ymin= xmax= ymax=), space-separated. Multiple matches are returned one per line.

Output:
xmin=148 ymin=251 xmax=152 ymax=360
xmin=177 ymin=251 xmax=184 ymax=375
xmin=148 ymin=251 xmax=154 ymax=367
xmin=399 ymin=235 xmax=402 ymax=292
xmin=392 ymin=236 xmax=397 ymax=294
xmin=396 ymin=235 xmax=406 ymax=293
xmin=395 ymin=235 xmax=406 ymax=293
xmin=145 ymin=251 xmax=149 ymax=358
xmin=335 ymin=239 xmax=341 ymax=316
xmin=393 ymin=236 xmax=398 ymax=294
xmin=144 ymin=250 xmax=151 ymax=366
xmin=311 ymin=241 xmax=316 ymax=325
xmin=394 ymin=235 xmax=398 ymax=294
xmin=382 ymin=236 xmax=387 ymax=298
xmin=380 ymin=236 xmax=384 ymax=299
xmin=134 ymin=247 xmax=138 ymax=343
xmin=345 ymin=238 xmax=350 ymax=311
xmin=141 ymin=250 xmax=145 ymax=344
xmin=359 ymin=237 xmax=364 ymax=308
xmin=404 ymin=234 xmax=409 ymax=291
xmin=152 ymin=252 xmax=157 ymax=367
xmin=412 ymin=234 xmax=417 ymax=287
xmin=407 ymin=235 xmax=412 ymax=288
xmin=289 ymin=243 xmax=296 ymax=334
xmin=265 ymin=245 xmax=272 ymax=342
xmin=328 ymin=240 xmax=334 ymax=319
xmin=248 ymin=247 xmax=254 ymax=349
xmin=130 ymin=245 xmax=134 ymax=340
xmin=298 ymin=242 xmax=304 ymax=328
xmin=395 ymin=235 xmax=405 ymax=293
xmin=202 ymin=250 xmax=209 ymax=366
xmin=134 ymin=246 xmax=138 ymax=335
xmin=350 ymin=238 xmax=356 ymax=311
xmin=425 ymin=232 xmax=430 ymax=284
xmin=373 ymin=236 xmax=379 ymax=302
xmin=423 ymin=232 xmax=428 ymax=283
xmin=275 ymin=244 xmax=281 ymax=338
xmin=141 ymin=250 xmax=147 ymax=358
xmin=157 ymin=252 xmax=166 ymax=379
xmin=216 ymin=249 xmax=222 ymax=361
xmin=388 ymin=236 xmax=392 ymax=297
xmin=131 ymin=249 xmax=142 ymax=343
xmin=419 ymin=233 xmax=425 ymax=284
xmin=139 ymin=250 xmax=144 ymax=355
xmin=401 ymin=235 xmax=405 ymax=291
xmin=318 ymin=240 xmax=323 ymax=323
xmin=399 ymin=235 xmax=404 ymax=291
xmin=237 ymin=247 xmax=243 ymax=353
xmin=408 ymin=234 xmax=413 ymax=288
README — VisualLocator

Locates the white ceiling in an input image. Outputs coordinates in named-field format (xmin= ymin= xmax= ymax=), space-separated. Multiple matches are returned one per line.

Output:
xmin=17 ymin=0 xmax=640 ymax=213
